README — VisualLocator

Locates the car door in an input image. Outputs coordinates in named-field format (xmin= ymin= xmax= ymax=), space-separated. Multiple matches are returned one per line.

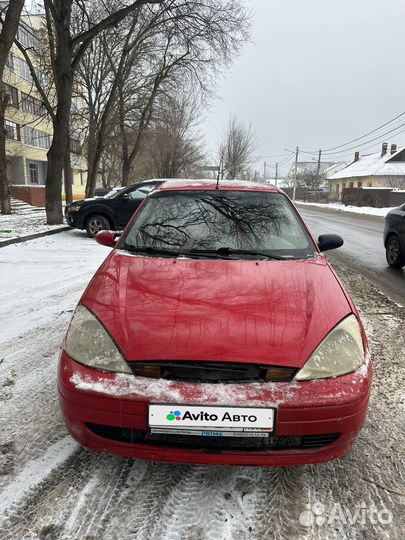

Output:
xmin=115 ymin=184 xmax=160 ymax=228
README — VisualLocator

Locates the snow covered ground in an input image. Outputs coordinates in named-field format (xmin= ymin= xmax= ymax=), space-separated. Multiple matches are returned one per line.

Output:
xmin=0 ymin=230 xmax=404 ymax=540
xmin=0 ymin=199 xmax=66 ymax=243
xmin=297 ymin=201 xmax=396 ymax=217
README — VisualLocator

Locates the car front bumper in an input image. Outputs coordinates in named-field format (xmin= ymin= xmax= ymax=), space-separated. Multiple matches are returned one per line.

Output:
xmin=58 ymin=352 xmax=372 ymax=466
xmin=64 ymin=210 xmax=85 ymax=229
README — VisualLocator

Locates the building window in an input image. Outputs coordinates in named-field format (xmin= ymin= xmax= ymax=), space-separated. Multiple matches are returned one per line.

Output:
xmin=17 ymin=24 xmax=42 ymax=54
xmin=29 ymin=163 xmax=39 ymax=184
xmin=342 ymin=182 xmax=346 ymax=189
xmin=6 ymin=52 xmax=15 ymax=71
xmin=5 ymin=120 xmax=21 ymax=141
xmin=24 ymin=127 xmax=51 ymax=149
xmin=357 ymin=181 xmax=363 ymax=188
xmin=1 ymin=83 xmax=19 ymax=108
xmin=18 ymin=58 xmax=34 ymax=82
xmin=367 ymin=182 xmax=372 ymax=187
xmin=21 ymin=92 xmax=46 ymax=116
xmin=349 ymin=182 xmax=354 ymax=188
xmin=335 ymin=184 xmax=339 ymax=193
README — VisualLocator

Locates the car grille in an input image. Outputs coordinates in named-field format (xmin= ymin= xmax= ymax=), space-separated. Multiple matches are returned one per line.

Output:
xmin=86 ymin=423 xmax=340 ymax=452
xmin=130 ymin=361 xmax=298 ymax=383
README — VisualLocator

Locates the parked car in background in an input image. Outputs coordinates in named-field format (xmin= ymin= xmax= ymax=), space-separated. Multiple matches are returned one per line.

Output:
xmin=59 ymin=179 xmax=371 ymax=467
xmin=384 ymin=204 xmax=405 ymax=268
xmin=65 ymin=180 xmax=163 ymax=237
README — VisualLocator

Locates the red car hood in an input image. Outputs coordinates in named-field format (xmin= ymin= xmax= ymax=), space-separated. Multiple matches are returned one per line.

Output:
xmin=82 ymin=251 xmax=351 ymax=368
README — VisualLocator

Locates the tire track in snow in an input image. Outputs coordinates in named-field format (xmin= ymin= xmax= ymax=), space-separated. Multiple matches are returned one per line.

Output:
xmin=249 ymin=466 xmax=306 ymax=540
xmin=155 ymin=466 xmax=238 ymax=540
xmin=0 ymin=436 xmax=78 ymax=526
xmin=0 ymin=316 xmax=71 ymax=493
xmin=102 ymin=461 xmax=190 ymax=540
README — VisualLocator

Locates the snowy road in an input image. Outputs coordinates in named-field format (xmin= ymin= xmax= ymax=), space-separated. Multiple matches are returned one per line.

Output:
xmin=299 ymin=205 xmax=405 ymax=306
xmin=0 ymin=231 xmax=404 ymax=540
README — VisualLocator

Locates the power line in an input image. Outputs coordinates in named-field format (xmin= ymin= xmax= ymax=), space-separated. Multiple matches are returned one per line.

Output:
xmin=302 ymin=111 xmax=405 ymax=154
xmin=320 ymin=123 xmax=405 ymax=155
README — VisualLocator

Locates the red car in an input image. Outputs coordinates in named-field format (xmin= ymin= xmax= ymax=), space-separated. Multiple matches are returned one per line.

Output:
xmin=58 ymin=179 xmax=371 ymax=466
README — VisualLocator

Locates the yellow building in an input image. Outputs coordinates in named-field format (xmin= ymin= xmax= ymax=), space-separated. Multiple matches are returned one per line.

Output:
xmin=2 ymin=15 xmax=86 ymax=200
xmin=328 ymin=143 xmax=405 ymax=200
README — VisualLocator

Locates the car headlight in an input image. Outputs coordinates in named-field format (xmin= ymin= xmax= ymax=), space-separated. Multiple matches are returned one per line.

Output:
xmin=67 ymin=205 xmax=81 ymax=212
xmin=295 ymin=314 xmax=365 ymax=381
xmin=64 ymin=305 xmax=132 ymax=374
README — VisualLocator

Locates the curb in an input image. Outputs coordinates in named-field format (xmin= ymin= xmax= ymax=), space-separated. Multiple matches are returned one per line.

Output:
xmin=296 ymin=203 xmax=386 ymax=223
xmin=0 ymin=226 xmax=70 ymax=248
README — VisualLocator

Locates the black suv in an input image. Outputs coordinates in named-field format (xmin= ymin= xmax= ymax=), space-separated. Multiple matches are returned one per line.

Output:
xmin=384 ymin=204 xmax=405 ymax=268
xmin=65 ymin=180 xmax=162 ymax=237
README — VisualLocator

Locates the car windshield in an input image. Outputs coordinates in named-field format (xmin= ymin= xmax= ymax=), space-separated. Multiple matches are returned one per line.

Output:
xmin=120 ymin=190 xmax=317 ymax=260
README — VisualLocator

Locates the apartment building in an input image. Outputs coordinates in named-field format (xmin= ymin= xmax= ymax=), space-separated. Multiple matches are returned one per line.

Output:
xmin=2 ymin=14 xmax=86 ymax=199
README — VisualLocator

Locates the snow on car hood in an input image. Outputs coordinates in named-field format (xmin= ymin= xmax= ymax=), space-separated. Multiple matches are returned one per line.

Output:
xmin=81 ymin=251 xmax=351 ymax=368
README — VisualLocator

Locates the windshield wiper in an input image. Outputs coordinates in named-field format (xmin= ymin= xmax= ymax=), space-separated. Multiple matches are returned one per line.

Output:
xmin=121 ymin=244 xmax=286 ymax=260
xmin=188 ymin=247 xmax=286 ymax=260
xmin=121 ymin=244 xmax=237 ymax=259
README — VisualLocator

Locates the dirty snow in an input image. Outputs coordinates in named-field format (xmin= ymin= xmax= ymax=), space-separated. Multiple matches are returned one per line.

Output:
xmin=0 ymin=230 xmax=404 ymax=540
xmin=297 ymin=201 xmax=395 ymax=217
xmin=0 ymin=198 xmax=68 ymax=243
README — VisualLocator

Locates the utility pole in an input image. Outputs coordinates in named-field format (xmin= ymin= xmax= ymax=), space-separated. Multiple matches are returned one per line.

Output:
xmin=275 ymin=162 xmax=278 ymax=187
xmin=316 ymin=149 xmax=322 ymax=181
xmin=292 ymin=146 xmax=299 ymax=201
xmin=263 ymin=161 xmax=267 ymax=181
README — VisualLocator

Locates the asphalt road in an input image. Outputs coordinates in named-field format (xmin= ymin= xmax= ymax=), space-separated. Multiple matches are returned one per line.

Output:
xmin=299 ymin=205 xmax=405 ymax=306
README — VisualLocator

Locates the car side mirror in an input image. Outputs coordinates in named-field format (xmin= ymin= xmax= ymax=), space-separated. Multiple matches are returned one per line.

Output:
xmin=121 ymin=193 xmax=130 ymax=201
xmin=96 ymin=230 xmax=119 ymax=247
xmin=318 ymin=234 xmax=344 ymax=252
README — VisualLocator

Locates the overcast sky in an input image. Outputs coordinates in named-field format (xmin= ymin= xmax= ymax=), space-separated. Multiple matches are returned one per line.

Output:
xmin=202 ymin=0 xmax=405 ymax=177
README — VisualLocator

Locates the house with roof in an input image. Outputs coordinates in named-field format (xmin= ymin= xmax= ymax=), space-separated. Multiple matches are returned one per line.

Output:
xmin=328 ymin=143 xmax=405 ymax=198
xmin=288 ymin=160 xmax=347 ymax=189
xmin=288 ymin=161 xmax=338 ymax=178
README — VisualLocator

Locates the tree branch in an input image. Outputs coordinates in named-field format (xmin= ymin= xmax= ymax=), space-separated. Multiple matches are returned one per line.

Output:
xmin=13 ymin=39 xmax=55 ymax=121
xmin=71 ymin=0 xmax=163 ymax=70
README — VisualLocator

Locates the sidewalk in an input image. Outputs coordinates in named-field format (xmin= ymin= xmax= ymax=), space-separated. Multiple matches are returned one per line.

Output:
xmin=0 ymin=199 xmax=68 ymax=247
xmin=296 ymin=201 xmax=393 ymax=219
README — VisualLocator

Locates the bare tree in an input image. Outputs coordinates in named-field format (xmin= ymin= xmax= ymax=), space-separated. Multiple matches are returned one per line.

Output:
xmin=299 ymin=171 xmax=326 ymax=191
xmin=386 ymin=176 xmax=405 ymax=189
xmin=0 ymin=0 xmax=25 ymax=215
xmin=112 ymin=1 xmax=250 ymax=186
xmin=220 ymin=117 xmax=255 ymax=179
xmin=144 ymin=92 xmax=203 ymax=178
xmin=16 ymin=0 xmax=249 ymax=222
xmin=16 ymin=0 xmax=166 ymax=224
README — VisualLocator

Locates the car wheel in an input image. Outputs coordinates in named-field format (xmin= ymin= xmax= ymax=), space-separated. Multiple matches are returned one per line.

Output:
xmin=386 ymin=234 xmax=405 ymax=268
xmin=86 ymin=215 xmax=110 ymax=238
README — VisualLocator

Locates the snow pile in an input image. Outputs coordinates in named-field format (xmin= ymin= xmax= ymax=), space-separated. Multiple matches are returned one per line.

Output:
xmin=69 ymin=371 xmax=298 ymax=406
xmin=297 ymin=201 xmax=394 ymax=217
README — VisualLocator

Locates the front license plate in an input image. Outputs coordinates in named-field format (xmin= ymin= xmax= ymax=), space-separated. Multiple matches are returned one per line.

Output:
xmin=149 ymin=404 xmax=275 ymax=433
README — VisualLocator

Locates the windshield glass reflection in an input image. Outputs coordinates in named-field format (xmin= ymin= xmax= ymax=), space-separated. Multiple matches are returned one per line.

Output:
xmin=122 ymin=191 xmax=316 ymax=259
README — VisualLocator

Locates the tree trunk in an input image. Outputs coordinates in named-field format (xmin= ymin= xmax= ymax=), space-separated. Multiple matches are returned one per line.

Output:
xmin=46 ymin=129 xmax=68 ymax=224
xmin=121 ymin=157 xmax=132 ymax=187
xmin=0 ymin=96 xmax=11 ymax=214
xmin=85 ymin=132 xmax=104 ymax=197
xmin=64 ymin=140 xmax=73 ymax=204
xmin=42 ymin=1 xmax=74 ymax=224
xmin=0 ymin=0 xmax=25 ymax=215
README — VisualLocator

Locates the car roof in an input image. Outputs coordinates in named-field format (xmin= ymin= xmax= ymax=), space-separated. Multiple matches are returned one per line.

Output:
xmin=153 ymin=179 xmax=281 ymax=193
